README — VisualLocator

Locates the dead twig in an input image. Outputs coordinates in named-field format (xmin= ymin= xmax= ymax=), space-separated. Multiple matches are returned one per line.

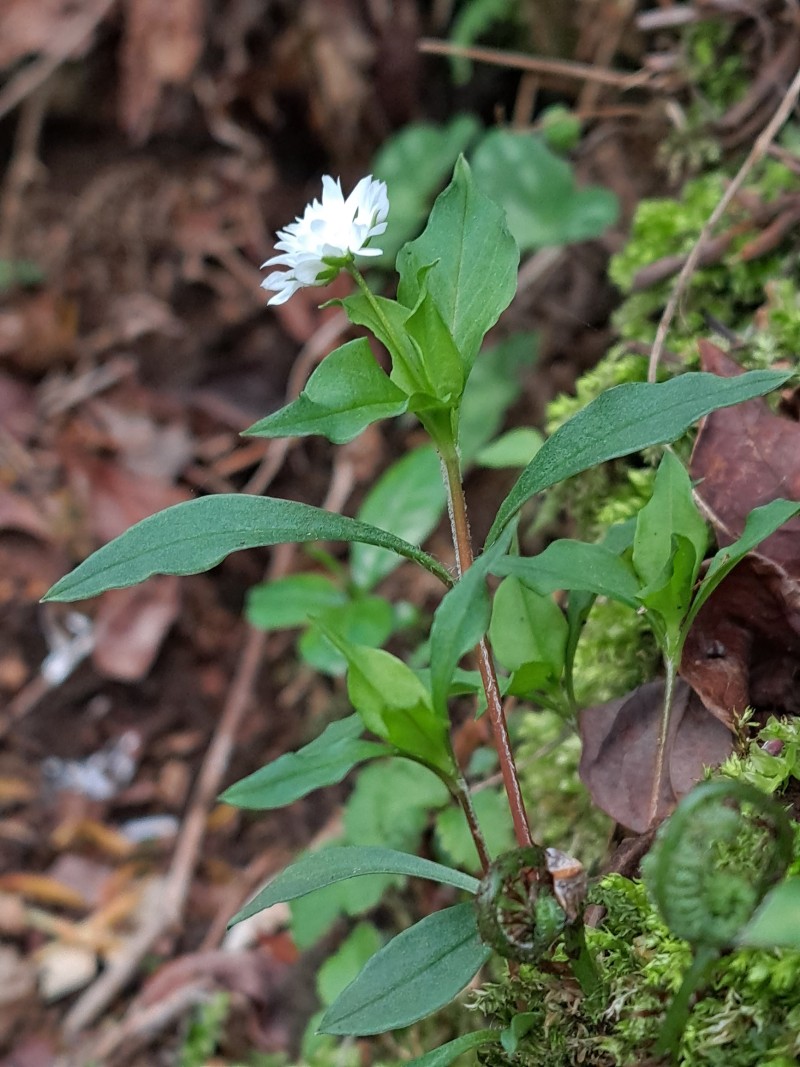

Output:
xmin=0 ymin=0 xmax=116 ymax=124
xmin=63 ymin=311 xmax=356 ymax=1035
xmin=62 ymin=623 xmax=268 ymax=1036
xmin=0 ymin=84 xmax=49 ymax=261
xmin=243 ymin=310 xmax=349 ymax=495
xmin=417 ymin=38 xmax=652 ymax=92
xmin=62 ymin=981 xmax=213 ymax=1066
xmin=647 ymin=62 xmax=800 ymax=382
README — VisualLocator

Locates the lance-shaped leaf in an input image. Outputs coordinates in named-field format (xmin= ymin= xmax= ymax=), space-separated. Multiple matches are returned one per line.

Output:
xmin=319 ymin=903 xmax=490 ymax=1035
xmin=492 ymin=540 xmax=640 ymax=605
xmin=429 ymin=562 xmax=491 ymax=717
xmin=401 ymin=1031 xmax=499 ymax=1067
xmin=682 ymin=498 xmax=800 ymax=637
xmin=405 ymin=285 xmax=465 ymax=406
xmin=340 ymin=292 xmax=437 ymax=402
xmin=43 ymin=495 xmax=453 ymax=602
xmin=489 ymin=576 xmax=567 ymax=695
xmin=230 ymin=846 xmax=479 ymax=926
xmin=321 ymin=626 xmax=456 ymax=776
xmin=428 ymin=532 xmax=512 ymax=716
xmin=397 ymin=156 xmax=519 ymax=374
xmin=246 ymin=573 xmax=345 ymax=631
xmin=220 ymin=716 xmax=391 ymax=811
xmin=738 ymin=878 xmax=800 ymax=949
xmin=485 ymin=369 xmax=792 ymax=546
xmin=638 ymin=534 xmax=698 ymax=650
xmin=243 ymin=338 xmax=408 ymax=444
xmin=633 ymin=450 xmax=707 ymax=590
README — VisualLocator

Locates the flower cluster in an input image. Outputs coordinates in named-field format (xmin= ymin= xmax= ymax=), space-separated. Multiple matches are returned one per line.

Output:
xmin=261 ymin=175 xmax=389 ymax=305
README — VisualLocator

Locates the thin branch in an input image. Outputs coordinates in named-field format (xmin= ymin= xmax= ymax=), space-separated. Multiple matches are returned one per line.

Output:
xmin=648 ymin=62 xmax=800 ymax=382
xmin=0 ymin=0 xmax=116 ymax=123
xmin=418 ymin=38 xmax=652 ymax=91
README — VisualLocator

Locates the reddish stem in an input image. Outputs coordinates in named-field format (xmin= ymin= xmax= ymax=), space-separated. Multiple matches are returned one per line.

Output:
xmin=441 ymin=446 xmax=534 ymax=849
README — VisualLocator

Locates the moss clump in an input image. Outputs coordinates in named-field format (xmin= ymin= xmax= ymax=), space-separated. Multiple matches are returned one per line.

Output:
xmin=608 ymin=156 xmax=800 ymax=363
xmin=474 ymin=719 xmax=800 ymax=1067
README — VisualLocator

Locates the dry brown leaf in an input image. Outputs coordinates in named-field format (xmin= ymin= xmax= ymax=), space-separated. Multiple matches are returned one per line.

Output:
xmin=0 ymin=873 xmax=88 ymax=911
xmin=681 ymin=557 xmax=800 ymax=725
xmin=682 ymin=341 xmax=800 ymax=721
xmin=0 ymin=0 xmax=109 ymax=68
xmin=118 ymin=0 xmax=206 ymax=142
xmin=578 ymin=679 xmax=734 ymax=832
xmin=36 ymin=943 xmax=97 ymax=1002
xmin=93 ymin=576 xmax=181 ymax=682
xmin=692 ymin=340 xmax=800 ymax=578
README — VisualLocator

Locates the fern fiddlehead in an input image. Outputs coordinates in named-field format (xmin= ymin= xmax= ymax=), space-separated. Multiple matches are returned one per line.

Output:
xmin=474 ymin=845 xmax=598 ymax=994
xmin=643 ymin=778 xmax=793 ymax=1058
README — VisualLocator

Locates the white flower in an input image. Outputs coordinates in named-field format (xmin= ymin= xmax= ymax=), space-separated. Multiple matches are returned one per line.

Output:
xmin=261 ymin=175 xmax=389 ymax=305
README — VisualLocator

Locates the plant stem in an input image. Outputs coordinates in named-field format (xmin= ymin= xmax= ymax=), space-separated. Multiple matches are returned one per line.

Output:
xmin=649 ymin=653 xmax=679 ymax=829
xmin=455 ymin=773 xmax=492 ymax=871
xmin=440 ymin=443 xmax=534 ymax=849
xmin=655 ymin=946 xmax=718 ymax=1057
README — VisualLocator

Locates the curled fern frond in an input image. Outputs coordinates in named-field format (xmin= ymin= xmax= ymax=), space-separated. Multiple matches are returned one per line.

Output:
xmin=475 ymin=846 xmax=566 ymax=961
xmin=644 ymin=779 xmax=793 ymax=951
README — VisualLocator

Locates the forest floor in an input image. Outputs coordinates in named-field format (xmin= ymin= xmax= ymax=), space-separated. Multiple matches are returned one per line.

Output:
xmin=0 ymin=2 xmax=797 ymax=1065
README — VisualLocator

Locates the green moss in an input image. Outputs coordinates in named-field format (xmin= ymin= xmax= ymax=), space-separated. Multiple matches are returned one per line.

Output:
xmin=474 ymin=719 xmax=800 ymax=1066
xmin=572 ymin=597 xmax=659 ymax=708
xmin=608 ymin=164 xmax=800 ymax=363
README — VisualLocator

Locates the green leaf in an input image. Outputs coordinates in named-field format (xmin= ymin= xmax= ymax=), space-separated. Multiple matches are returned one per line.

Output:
xmin=340 ymin=292 xmax=436 ymax=402
xmin=371 ymin=116 xmax=482 ymax=267
xmin=400 ymin=1030 xmax=498 ymax=1067
xmin=492 ymin=539 xmax=640 ymax=605
xmin=632 ymin=451 xmax=707 ymax=589
xmin=317 ymin=923 xmax=382 ymax=1006
xmin=428 ymin=549 xmax=499 ymax=717
xmin=343 ymin=760 xmax=450 ymax=853
xmin=351 ymin=446 xmax=447 ymax=590
xmin=459 ymin=334 xmax=538 ymax=465
xmin=638 ymin=534 xmax=698 ymax=649
xmin=427 ymin=528 xmax=514 ymax=716
xmin=0 ymin=258 xmax=45 ymax=291
xmin=397 ymin=156 xmax=519 ymax=373
xmin=331 ymin=636 xmax=456 ymax=775
xmin=219 ymin=716 xmax=390 ymax=811
xmin=501 ymin=1013 xmax=538 ymax=1056
xmin=737 ymin=877 xmax=800 ymax=949
xmin=43 ymin=494 xmax=453 ymax=602
xmin=476 ymin=427 xmax=543 ymax=469
xmin=242 ymin=339 xmax=408 ymax=444
xmin=298 ymin=596 xmax=395 ymax=676
xmin=471 ymin=130 xmax=618 ymax=250
xmin=230 ymin=846 xmax=479 ymax=926
xmin=405 ymin=285 xmax=465 ymax=405
xmin=488 ymin=576 xmax=567 ymax=693
xmin=318 ymin=903 xmax=491 ymax=1035
xmin=486 ymin=369 xmax=792 ymax=546
xmin=246 ymin=573 xmax=345 ymax=631
xmin=683 ymin=498 xmax=800 ymax=635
